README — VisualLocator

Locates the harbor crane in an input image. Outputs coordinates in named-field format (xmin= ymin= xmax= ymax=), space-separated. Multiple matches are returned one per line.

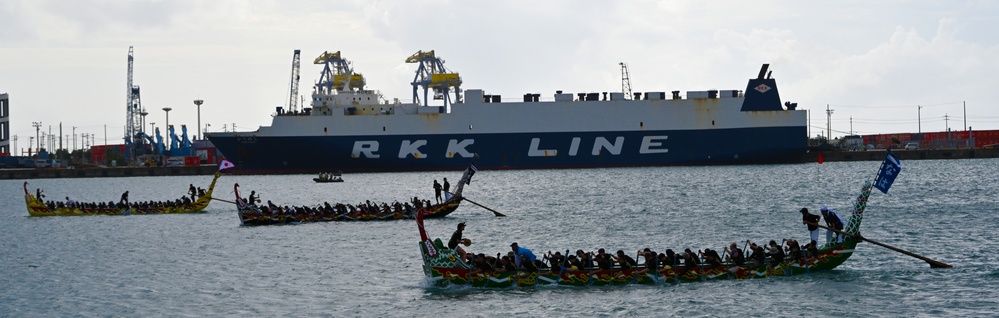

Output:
xmin=287 ymin=49 xmax=301 ymax=113
xmin=314 ymin=50 xmax=365 ymax=95
xmin=124 ymin=46 xmax=145 ymax=159
xmin=406 ymin=50 xmax=462 ymax=107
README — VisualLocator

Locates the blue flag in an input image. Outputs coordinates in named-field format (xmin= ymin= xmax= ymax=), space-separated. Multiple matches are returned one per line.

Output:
xmin=874 ymin=153 xmax=902 ymax=194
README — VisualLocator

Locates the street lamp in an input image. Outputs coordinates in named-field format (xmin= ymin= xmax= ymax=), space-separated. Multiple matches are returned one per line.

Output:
xmin=149 ymin=122 xmax=155 ymax=135
xmin=917 ymin=105 xmax=922 ymax=134
xmin=140 ymin=109 xmax=148 ymax=134
xmin=163 ymin=107 xmax=172 ymax=146
xmin=193 ymin=100 xmax=203 ymax=140
xmin=163 ymin=107 xmax=173 ymax=129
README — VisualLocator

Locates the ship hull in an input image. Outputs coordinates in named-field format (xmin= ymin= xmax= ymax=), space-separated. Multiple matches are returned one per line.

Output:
xmin=209 ymin=126 xmax=805 ymax=173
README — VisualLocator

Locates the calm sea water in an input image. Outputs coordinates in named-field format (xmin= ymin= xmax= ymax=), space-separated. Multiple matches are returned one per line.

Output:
xmin=2 ymin=158 xmax=997 ymax=317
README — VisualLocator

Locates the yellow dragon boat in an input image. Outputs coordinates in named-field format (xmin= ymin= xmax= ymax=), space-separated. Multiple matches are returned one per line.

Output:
xmin=24 ymin=171 xmax=223 ymax=217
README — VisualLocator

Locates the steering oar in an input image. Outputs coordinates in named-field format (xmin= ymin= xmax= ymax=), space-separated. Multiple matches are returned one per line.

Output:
xmin=451 ymin=194 xmax=506 ymax=217
xmin=806 ymin=222 xmax=951 ymax=268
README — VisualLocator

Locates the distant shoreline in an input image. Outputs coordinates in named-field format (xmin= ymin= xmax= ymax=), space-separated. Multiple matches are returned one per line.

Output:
xmin=807 ymin=148 xmax=999 ymax=163
xmin=4 ymin=148 xmax=996 ymax=180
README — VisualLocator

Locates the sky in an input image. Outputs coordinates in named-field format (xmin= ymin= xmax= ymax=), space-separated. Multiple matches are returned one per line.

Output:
xmin=2 ymin=0 xmax=999 ymax=153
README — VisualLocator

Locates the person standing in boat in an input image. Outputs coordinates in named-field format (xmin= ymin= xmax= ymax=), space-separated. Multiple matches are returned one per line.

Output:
xmin=433 ymin=180 xmax=443 ymax=204
xmin=442 ymin=178 xmax=451 ymax=200
xmin=820 ymin=206 xmax=846 ymax=244
xmin=119 ymin=191 xmax=129 ymax=206
xmin=189 ymin=184 xmax=197 ymax=201
xmin=800 ymin=208 xmax=821 ymax=246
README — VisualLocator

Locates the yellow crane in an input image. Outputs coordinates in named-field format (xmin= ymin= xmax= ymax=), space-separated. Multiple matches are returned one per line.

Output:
xmin=406 ymin=50 xmax=462 ymax=106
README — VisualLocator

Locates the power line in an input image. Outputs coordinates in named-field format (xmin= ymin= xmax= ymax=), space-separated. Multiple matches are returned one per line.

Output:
xmin=828 ymin=101 xmax=965 ymax=109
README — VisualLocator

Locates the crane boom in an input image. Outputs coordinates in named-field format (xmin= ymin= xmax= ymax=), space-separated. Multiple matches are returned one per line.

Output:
xmin=288 ymin=49 xmax=301 ymax=112
xmin=620 ymin=62 xmax=633 ymax=100
xmin=407 ymin=50 xmax=462 ymax=107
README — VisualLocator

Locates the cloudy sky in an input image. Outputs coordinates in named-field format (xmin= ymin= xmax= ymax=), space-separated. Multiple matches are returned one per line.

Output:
xmin=2 ymin=0 xmax=998 ymax=152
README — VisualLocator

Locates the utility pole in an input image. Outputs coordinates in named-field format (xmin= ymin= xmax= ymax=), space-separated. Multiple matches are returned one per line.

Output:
xmin=825 ymin=104 xmax=834 ymax=141
xmin=944 ymin=114 xmax=949 ymax=132
xmin=850 ymin=116 xmax=853 ymax=136
xmin=59 ymin=123 xmax=63 ymax=151
xmin=963 ymin=101 xmax=967 ymax=131
xmin=72 ymin=126 xmax=77 ymax=151
xmin=32 ymin=121 xmax=41 ymax=153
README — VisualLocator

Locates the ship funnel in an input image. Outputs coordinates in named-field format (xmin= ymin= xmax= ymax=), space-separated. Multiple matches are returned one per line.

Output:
xmin=757 ymin=64 xmax=770 ymax=79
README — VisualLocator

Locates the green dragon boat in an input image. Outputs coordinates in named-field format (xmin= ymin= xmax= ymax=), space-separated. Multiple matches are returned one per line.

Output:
xmin=416 ymin=154 xmax=903 ymax=288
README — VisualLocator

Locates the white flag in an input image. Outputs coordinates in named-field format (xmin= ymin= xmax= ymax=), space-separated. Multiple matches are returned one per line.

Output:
xmin=218 ymin=160 xmax=235 ymax=171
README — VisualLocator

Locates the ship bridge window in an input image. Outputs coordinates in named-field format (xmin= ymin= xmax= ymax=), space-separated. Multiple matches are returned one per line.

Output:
xmin=382 ymin=126 xmax=386 ymax=131
xmin=640 ymin=122 xmax=644 ymax=128
xmin=324 ymin=127 xmax=327 ymax=133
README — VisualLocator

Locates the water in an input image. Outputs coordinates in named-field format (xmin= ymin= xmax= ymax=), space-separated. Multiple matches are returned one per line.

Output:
xmin=2 ymin=159 xmax=997 ymax=317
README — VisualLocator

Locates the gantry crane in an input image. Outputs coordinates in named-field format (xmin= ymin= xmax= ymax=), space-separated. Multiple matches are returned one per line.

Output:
xmin=313 ymin=51 xmax=365 ymax=95
xmin=406 ymin=50 xmax=462 ymax=107
xmin=287 ymin=49 xmax=301 ymax=113
xmin=125 ymin=46 xmax=144 ymax=159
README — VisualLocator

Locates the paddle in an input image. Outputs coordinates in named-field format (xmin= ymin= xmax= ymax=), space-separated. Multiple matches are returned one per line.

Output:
xmin=806 ymin=222 xmax=952 ymax=268
xmin=212 ymin=198 xmax=238 ymax=205
xmin=453 ymin=194 xmax=506 ymax=217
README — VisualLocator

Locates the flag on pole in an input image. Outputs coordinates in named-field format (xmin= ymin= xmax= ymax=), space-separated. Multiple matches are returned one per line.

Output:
xmin=818 ymin=152 xmax=825 ymax=164
xmin=218 ymin=160 xmax=235 ymax=171
xmin=464 ymin=164 xmax=477 ymax=185
xmin=873 ymin=153 xmax=901 ymax=194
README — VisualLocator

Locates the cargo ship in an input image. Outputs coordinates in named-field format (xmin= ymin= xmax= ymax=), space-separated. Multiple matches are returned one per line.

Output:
xmin=207 ymin=50 xmax=807 ymax=173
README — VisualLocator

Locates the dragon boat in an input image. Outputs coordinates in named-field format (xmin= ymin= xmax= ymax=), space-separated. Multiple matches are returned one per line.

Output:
xmin=416 ymin=154 xmax=904 ymax=288
xmin=24 ymin=171 xmax=224 ymax=217
xmin=235 ymin=164 xmax=477 ymax=226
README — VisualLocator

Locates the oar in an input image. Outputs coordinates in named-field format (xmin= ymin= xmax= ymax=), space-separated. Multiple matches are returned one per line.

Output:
xmin=454 ymin=195 xmax=506 ymax=217
xmin=212 ymin=197 xmax=238 ymax=205
xmin=806 ymin=222 xmax=952 ymax=268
